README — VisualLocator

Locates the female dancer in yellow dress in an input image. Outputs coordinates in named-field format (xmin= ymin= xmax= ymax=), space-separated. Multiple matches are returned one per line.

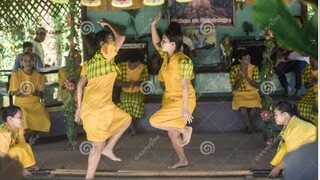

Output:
xmin=230 ymin=52 xmax=261 ymax=133
xmin=150 ymin=12 xmax=195 ymax=169
xmin=75 ymin=18 xmax=131 ymax=180
xmin=269 ymin=101 xmax=317 ymax=177
xmin=0 ymin=105 xmax=38 ymax=176
xmin=9 ymin=52 xmax=50 ymax=144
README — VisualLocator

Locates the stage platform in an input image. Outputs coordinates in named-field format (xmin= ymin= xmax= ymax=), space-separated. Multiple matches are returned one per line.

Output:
xmin=27 ymin=132 xmax=282 ymax=179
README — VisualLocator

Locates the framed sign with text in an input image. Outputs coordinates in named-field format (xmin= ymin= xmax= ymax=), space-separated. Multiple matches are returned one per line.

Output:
xmin=169 ymin=0 xmax=235 ymax=27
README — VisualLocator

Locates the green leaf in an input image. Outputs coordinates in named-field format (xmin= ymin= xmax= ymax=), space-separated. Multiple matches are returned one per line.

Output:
xmin=252 ymin=0 xmax=317 ymax=59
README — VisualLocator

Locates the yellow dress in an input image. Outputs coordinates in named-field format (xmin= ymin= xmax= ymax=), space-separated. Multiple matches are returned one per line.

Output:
xmin=80 ymin=42 xmax=131 ymax=142
xmin=9 ymin=70 xmax=50 ymax=132
xmin=58 ymin=67 xmax=82 ymax=103
xmin=230 ymin=64 xmax=262 ymax=110
xmin=271 ymin=116 xmax=317 ymax=166
xmin=150 ymin=48 xmax=196 ymax=128
xmin=0 ymin=123 xmax=36 ymax=168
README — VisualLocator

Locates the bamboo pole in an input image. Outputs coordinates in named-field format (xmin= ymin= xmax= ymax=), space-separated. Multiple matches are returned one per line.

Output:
xmin=51 ymin=169 xmax=253 ymax=177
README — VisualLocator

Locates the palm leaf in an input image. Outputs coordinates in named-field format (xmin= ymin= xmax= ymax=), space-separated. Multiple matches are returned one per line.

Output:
xmin=252 ymin=0 xmax=317 ymax=59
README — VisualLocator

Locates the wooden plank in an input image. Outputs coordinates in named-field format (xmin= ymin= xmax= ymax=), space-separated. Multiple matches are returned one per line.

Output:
xmin=52 ymin=169 xmax=253 ymax=177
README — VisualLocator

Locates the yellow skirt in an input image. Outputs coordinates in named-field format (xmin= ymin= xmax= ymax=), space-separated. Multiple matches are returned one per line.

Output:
xmin=15 ymin=97 xmax=50 ymax=132
xmin=81 ymin=73 xmax=131 ymax=142
xmin=150 ymin=95 xmax=196 ymax=128
xmin=232 ymin=89 xmax=262 ymax=110
xmin=8 ymin=143 xmax=36 ymax=168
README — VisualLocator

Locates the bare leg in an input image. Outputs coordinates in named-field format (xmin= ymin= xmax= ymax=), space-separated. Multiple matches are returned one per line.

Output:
xmin=151 ymin=123 xmax=192 ymax=147
xmin=181 ymin=126 xmax=193 ymax=146
xmin=85 ymin=141 xmax=106 ymax=180
xmin=167 ymin=130 xmax=189 ymax=169
xmin=239 ymin=107 xmax=252 ymax=133
xmin=102 ymin=121 xmax=131 ymax=161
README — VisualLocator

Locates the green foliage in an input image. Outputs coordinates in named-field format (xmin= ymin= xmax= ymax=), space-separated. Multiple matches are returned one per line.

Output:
xmin=252 ymin=0 xmax=317 ymax=59
xmin=260 ymin=38 xmax=276 ymax=141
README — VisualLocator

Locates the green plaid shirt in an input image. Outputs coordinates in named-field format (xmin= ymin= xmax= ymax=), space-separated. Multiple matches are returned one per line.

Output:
xmin=81 ymin=51 xmax=119 ymax=79
xmin=302 ymin=64 xmax=312 ymax=85
xmin=230 ymin=64 xmax=260 ymax=91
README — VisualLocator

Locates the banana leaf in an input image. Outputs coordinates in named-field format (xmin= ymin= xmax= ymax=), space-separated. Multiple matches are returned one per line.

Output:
xmin=252 ymin=0 xmax=317 ymax=59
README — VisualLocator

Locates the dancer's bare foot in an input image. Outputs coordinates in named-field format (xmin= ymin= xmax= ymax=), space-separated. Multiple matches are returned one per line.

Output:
xmin=22 ymin=169 xmax=32 ymax=177
xmin=101 ymin=149 xmax=121 ymax=161
xmin=168 ymin=160 xmax=189 ymax=169
xmin=182 ymin=126 xmax=193 ymax=146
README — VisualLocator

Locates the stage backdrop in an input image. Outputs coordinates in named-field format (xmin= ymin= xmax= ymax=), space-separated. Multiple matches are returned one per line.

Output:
xmin=169 ymin=0 xmax=234 ymax=27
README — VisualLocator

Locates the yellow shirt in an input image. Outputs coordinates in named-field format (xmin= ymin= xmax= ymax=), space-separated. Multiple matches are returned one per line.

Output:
xmin=271 ymin=116 xmax=317 ymax=166
xmin=0 ymin=123 xmax=25 ymax=154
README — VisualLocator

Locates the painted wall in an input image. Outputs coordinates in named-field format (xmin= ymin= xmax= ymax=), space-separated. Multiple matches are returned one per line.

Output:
xmin=87 ymin=2 xmax=302 ymax=65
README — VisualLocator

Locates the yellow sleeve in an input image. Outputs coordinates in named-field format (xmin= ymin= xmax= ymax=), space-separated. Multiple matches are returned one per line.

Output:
xmin=58 ymin=68 xmax=68 ymax=87
xmin=271 ymin=143 xmax=287 ymax=166
xmin=80 ymin=62 xmax=87 ymax=77
xmin=9 ymin=72 xmax=19 ymax=95
xmin=17 ymin=128 xmax=26 ymax=144
xmin=0 ymin=131 xmax=11 ymax=154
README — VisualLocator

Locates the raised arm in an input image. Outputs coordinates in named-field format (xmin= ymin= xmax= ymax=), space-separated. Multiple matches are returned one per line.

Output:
xmin=97 ymin=18 xmax=125 ymax=51
xmin=151 ymin=12 xmax=162 ymax=48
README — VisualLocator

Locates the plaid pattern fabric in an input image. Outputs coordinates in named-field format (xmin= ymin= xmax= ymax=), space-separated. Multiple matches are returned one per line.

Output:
xmin=298 ymin=64 xmax=318 ymax=124
xmin=117 ymin=62 xmax=149 ymax=82
xmin=82 ymin=51 xmax=119 ymax=80
xmin=118 ymin=92 xmax=144 ymax=118
xmin=230 ymin=65 xmax=260 ymax=91
xmin=117 ymin=62 xmax=127 ymax=81
xmin=302 ymin=64 xmax=312 ymax=85
xmin=178 ymin=58 xmax=193 ymax=79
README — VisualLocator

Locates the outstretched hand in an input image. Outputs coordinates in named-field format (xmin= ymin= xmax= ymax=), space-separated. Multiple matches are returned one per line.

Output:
xmin=151 ymin=12 xmax=162 ymax=26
